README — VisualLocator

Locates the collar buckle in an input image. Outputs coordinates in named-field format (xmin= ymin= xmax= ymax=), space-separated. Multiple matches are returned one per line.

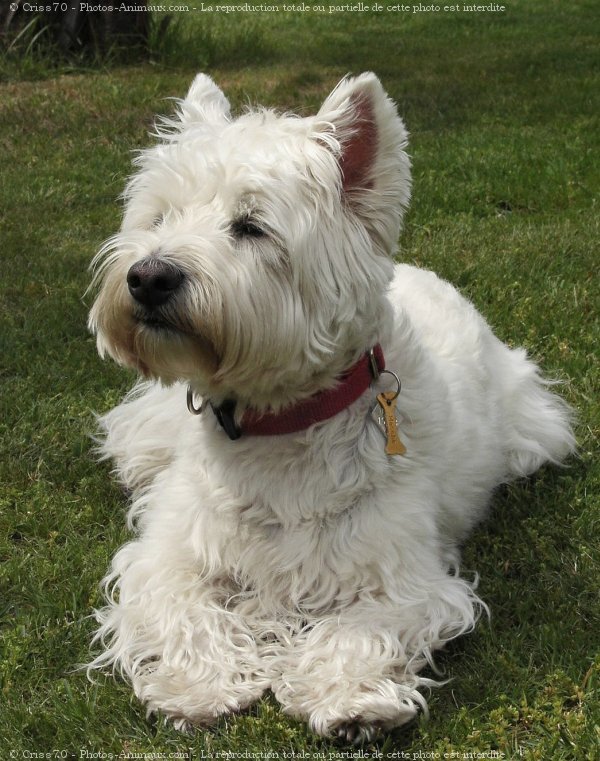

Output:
xmin=210 ymin=399 xmax=241 ymax=440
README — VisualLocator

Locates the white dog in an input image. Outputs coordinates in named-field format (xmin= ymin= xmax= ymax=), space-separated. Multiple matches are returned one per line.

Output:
xmin=87 ymin=72 xmax=575 ymax=743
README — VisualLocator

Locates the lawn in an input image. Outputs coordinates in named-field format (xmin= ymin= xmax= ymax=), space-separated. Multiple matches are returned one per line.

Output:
xmin=0 ymin=1 xmax=598 ymax=759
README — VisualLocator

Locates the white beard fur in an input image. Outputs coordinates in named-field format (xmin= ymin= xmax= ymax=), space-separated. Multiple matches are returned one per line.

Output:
xmin=86 ymin=73 xmax=575 ymax=743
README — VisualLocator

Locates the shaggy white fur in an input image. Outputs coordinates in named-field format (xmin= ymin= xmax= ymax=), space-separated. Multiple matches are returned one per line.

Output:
xmin=87 ymin=72 xmax=575 ymax=743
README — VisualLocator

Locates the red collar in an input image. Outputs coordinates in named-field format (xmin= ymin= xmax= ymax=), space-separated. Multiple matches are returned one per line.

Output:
xmin=210 ymin=344 xmax=385 ymax=439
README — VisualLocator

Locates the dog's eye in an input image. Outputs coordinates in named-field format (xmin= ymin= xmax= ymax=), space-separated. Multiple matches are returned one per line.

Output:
xmin=152 ymin=213 xmax=165 ymax=228
xmin=231 ymin=217 xmax=266 ymax=239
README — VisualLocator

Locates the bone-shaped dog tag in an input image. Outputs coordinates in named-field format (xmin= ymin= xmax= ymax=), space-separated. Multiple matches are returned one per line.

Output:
xmin=371 ymin=391 xmax=407 ymax=456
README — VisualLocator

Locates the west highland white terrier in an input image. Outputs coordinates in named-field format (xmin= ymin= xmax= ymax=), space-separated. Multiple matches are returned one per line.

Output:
xmin=87 ymin=72 xmax=575 ymax=743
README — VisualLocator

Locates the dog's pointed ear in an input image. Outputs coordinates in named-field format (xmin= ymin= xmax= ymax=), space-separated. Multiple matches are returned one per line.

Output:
xmin=312 ymin=72 xmax=411 ymax=251
xmin=180 ymin=73 xmax=231 ymax=124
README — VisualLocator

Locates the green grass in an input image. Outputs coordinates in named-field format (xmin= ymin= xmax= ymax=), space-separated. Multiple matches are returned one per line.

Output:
xmin=1 ymin=1 xmax=598 ymax=758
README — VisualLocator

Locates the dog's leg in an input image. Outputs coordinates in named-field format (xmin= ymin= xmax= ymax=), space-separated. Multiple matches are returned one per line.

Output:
xmin=88 ymin=464 xmax=271 ymax=729
xmin=270 ymin=572 xmax=481 ymax=743
xmin=89 ymin=536 xmax=269 ymax=727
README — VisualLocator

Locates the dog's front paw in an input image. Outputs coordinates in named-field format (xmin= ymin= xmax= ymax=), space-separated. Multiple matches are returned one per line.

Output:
xmin=138 ymin=665 xmax=268 ymax=730
xmin=335 ymin=719 xmax=382 ymax=745
xmin=325 ymin=696 xmax=418 ymax=744
xmin=276 ymin=675 xmax=421 ymax=743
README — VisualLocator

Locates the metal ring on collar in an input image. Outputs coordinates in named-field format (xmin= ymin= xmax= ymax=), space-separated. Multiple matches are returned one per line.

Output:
xmin=187 ymin=386 xmax=206 ymax=415
xmin=378 ymin=369 xmax=401 ymax=401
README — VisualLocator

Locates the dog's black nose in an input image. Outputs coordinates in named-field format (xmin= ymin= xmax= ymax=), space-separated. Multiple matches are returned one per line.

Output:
xmin=127 ymin=258 xmax=185 ymax=308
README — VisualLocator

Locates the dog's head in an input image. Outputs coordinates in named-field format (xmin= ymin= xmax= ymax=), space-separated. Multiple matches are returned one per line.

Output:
xmin=88 ymin=73 xmax=410 ymax=408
